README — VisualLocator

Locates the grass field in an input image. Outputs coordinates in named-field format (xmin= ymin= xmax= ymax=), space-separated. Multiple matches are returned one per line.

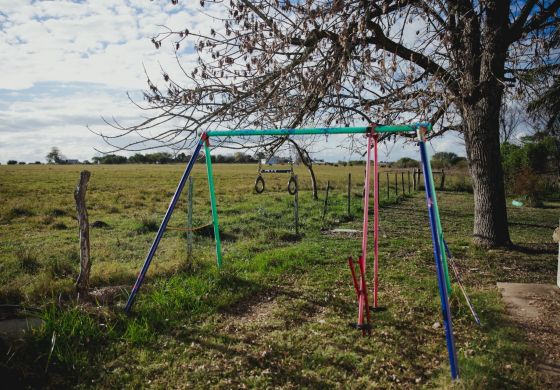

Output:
xmin=0 ymin=163 xmax=557 ymax=388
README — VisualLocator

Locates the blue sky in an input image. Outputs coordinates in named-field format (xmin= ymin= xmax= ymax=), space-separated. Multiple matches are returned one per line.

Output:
xmin=0 ymin=1 xmax=467 ymax=164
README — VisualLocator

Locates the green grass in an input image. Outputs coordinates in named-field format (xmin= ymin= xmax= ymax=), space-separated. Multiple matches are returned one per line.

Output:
xmin=0 ymin=163 xmax=557 ymax=388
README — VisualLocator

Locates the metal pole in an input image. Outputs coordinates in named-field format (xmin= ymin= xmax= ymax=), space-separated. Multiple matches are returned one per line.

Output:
xmin=187 ymin=177 xmax=193 ymax=263
xmin=373 ymin=134 xmax=379 ymax=308
xmin=204 ymin=141 xmax=223 ymax=268
xmin=424 ymin=149 xmax=451 ymax=292
xmin=206 ymin=123 xmax=432 ymax=138
xmin=359 ymin=134 xmax=373 ymax=328
xmin=362 ymin=136 xmax=373 ymax=262
xmin=125 ymin=137 xmax=205 ymax=313
xmin=419 ymin=136 xmax=459 ymax=380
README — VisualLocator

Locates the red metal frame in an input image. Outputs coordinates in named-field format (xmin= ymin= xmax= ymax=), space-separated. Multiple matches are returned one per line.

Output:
xmin=347 ymin=126 xmax=376 ymax=335
xmin=373 ymin=133 xmax=379 ymax=308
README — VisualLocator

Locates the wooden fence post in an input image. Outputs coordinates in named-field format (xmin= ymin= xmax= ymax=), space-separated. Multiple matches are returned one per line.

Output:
xmin=394 ymin=172 xmax=398 ymax=196
xmin=408 ymin=170 xmax=411 ymax=193
xmin=187 ymin=177 xmax=193 ymax=263
xmin=347 ymin=173 xmax=352 ymax=217
xmin=440 ymin=169 xmax=446 ymax=191
xmin=413 ymin=168 xmax=417 ymax=191
xmin=294 ymin=175 xmax=299 ymax=235
xmin=401 ymin=171 xmax=405 ymax=194
xmin=386 ymin=172 xmax=390 ymax=198
xmin=322 ymin=181 xmax=330 ymax=222
xmin=554 ymin=220 xmax=560 ymax=288
xmin=75 ymin=170 xmax=91 ymax=294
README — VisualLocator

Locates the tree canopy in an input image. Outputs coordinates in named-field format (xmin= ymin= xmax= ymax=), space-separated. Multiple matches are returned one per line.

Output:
xmin=99 ymin=0 xmax=559 ymax=247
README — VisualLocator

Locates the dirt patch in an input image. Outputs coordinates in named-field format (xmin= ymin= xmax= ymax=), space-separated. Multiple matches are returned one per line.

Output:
xmin=219 ymin=285 xmax=327 ymax=334
xmin=88 ymin=286 xmax=127 ymax=305
xmin=322 ymin=228 xmax=361 ymax=238
xmin=219 ymin=291 xmax=282 ymax=335
xmin=498 ymin=282 xmax=560 ymax=387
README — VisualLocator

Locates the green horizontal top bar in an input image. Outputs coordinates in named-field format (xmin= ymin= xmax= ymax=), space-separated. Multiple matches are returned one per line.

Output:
xmin=205 ymin=123 xmax=431 ymax=137
xmin=206 ymin=126 xmax=367 ymax=137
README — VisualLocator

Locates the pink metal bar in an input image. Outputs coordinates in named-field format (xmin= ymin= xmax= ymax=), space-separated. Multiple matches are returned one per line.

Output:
xmin=361 ymin=133 xmax=373 ymax=266
xmin=373 ymin=134 xmax=379 ymax=308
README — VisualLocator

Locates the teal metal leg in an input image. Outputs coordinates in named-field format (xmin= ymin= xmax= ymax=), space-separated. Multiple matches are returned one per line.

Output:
xmin=204 ymin=142 xmax=223 ymax=268
xmin=424 ymin=145 xmax=452 ymax=293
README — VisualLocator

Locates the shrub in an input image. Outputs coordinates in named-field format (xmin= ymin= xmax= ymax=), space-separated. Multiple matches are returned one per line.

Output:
xmin=512 ymin=168 xmax=544 ymax=207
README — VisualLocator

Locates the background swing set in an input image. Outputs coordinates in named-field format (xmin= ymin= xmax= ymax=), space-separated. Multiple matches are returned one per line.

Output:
xmin=124 ymin=122 xmax=475 ymax=381
xmin=254 ymin=155 xmax=297 ymax=195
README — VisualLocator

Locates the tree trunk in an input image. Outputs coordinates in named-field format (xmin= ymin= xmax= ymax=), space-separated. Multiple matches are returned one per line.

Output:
xmin=288 ymin=139 xmax=319 ymax=200
xmin=305 ymin=160 xmax=319 ymax=200
xmin=75 ymin=170 xmax=92 ymax=293
xmin=463 ymin=97 xmax=511 ymax=248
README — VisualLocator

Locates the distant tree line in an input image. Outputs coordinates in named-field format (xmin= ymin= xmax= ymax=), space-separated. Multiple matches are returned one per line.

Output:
xmin=91 ymin=151 xmax=260 ymax=164
xmin=337 ymin=153 xmax=468 ymax=169
xmin=6 ymin=160 xmax=41 ymax=165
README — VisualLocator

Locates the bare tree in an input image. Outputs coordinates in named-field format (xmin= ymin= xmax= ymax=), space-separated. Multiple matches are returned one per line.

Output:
xmin=98 ymin=1 xmax=559 ymax=248
xmin=499 ymin=102 xmax=525 ymax=144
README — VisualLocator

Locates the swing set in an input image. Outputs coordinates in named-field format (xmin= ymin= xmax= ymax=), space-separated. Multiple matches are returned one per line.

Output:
xmin=254 ymin=155 xmax=297 ymax=195
xmin=124 ymin=123 xmax=478 ymax=381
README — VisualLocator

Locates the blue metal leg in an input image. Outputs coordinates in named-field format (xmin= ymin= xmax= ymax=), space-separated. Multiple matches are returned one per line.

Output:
xmin=419 ymin=139 xmax=459 ymax=380
xmin=124 ymin=137 xmax=205 ymax=313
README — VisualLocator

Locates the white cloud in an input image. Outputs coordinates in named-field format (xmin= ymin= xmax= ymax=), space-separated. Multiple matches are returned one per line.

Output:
xmin=0 ymin=0 xmax=226 ymax=162
xmin=0 ymin=1 xmax=467 ymax=164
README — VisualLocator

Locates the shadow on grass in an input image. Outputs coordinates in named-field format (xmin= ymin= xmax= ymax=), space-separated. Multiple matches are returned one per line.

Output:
xmin=510 ymin=243 xmax=556 ymax=255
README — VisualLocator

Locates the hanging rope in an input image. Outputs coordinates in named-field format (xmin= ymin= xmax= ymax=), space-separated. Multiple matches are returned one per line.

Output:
xmin=443 ymin=240 xmax=483 ymax=327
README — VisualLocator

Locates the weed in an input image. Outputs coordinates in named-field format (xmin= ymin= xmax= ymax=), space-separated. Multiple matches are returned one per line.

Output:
xmin=46 ymin=256 xmax=76 ymax=279
xmin=136 ymin=218 xmax=159 ymax=234
xmin=51 ymin=222 xmax=68 ymax=230
xmin=41 ymin=215 xmax=55 ymax=225
xmin=5 ymin=207 xmax=34 ymax=221
xmin=48 ymin=208 xmax=67 ymax=217
xmin=123 ymin=318 xmax=154 ymax=345
xmin=16 ymin=249 xmax=40 ymax=274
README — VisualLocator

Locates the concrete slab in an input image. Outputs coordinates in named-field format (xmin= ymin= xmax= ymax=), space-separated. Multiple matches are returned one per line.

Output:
xmin=497 ymin=282 xmax=559 ymax=320
xmin=498 ymin=282 xmax=560 ymax=386
xmin=330 ymin=229 xmax=361 ymax=234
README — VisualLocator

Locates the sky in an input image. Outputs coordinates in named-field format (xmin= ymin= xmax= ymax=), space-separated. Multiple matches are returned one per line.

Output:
xmin=0 ymin=0 xmax=467 ymax=164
